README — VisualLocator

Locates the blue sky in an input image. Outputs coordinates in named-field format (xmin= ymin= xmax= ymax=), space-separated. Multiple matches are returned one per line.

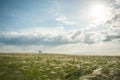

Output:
xmin=0 ymin=0 xmax=56 ymax=30
xmin=0 ymin=0 xmax=120 ymax=55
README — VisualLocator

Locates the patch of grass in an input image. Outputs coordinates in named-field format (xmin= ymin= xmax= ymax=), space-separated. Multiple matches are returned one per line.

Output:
xmin=0 ymin=53 xmax=120 ymax=80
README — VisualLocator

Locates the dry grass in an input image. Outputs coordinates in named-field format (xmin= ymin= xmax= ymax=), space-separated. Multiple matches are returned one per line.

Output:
xmin=0 ymin=53 xmax=120 ymax=80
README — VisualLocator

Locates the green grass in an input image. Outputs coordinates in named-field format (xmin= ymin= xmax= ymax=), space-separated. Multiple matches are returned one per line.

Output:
xmin=0 ymin=53 xmax=120 ymax=80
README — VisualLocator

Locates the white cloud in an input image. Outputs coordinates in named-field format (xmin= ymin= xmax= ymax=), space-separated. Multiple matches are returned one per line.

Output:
xmin=114 ymin=0 xmax=120 ymax=4
xmin=0 ymin=27 xmax=83 ymax=46
xmin=0 ymin=26 xmax=120 ymax=47
xmin=56 ymin=15 xmax=76 ymax=25
xmin=106 ymin=8 xmax=120 ymax=28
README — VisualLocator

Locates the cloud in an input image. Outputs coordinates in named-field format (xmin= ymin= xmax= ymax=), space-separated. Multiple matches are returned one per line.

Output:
xmin=0 ymin=27 xmax=83 ymax=46
xmin=56 ymin=15 xmax=76 ymax=25
xmin=113 ymin=0 xmax=120 ymax=4
xmin=82 ymin=32 xmax=106 ymax=44
xmin=1 ymin=0 xmax=120 ymax=46
xmin=105 ymin=0 xmax=120 ymax=28
xmin=84 ymin=31 xmax=120 ymax=44
xmin=83 ymin=0 xmax=120 ymax=44
xmin=106 ymin=8 xmax=120 ymax=28
xmin=102 ymin=32 xmax=120 ymax=42
xmin=0 ymin=26 xmax=120 ymax=46
xmin=84 ymin=0 xmax=119 ymax=31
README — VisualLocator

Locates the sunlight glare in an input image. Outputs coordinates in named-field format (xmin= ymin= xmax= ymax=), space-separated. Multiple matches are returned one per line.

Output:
xmin=88 ymin=3 xmax=112 ymax=25
xmin=90 ymin=4 xmax=106 ymax=19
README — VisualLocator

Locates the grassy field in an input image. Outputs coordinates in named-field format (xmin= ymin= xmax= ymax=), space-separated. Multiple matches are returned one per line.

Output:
xmin=0 ymin=53 xmax=120 ymax=80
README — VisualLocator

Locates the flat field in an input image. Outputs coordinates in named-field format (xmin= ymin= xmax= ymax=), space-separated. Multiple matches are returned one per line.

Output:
xmin=0 ymin=53 xmax=120 ymax=80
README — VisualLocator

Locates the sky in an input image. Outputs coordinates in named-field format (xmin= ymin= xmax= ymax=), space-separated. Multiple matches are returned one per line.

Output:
xmin=0 ymin=0 xmax=120 ymax=55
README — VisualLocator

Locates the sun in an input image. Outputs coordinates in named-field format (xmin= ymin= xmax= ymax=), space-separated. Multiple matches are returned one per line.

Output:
xmin=90 ymin=4 xmax=107 ymax=19
xmin=88 ymin=3 xmax=112 ymax=24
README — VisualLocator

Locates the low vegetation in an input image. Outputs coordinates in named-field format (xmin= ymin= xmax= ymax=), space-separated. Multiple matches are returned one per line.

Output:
xmin=0 ymin=53 xmax=120 ymax=80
